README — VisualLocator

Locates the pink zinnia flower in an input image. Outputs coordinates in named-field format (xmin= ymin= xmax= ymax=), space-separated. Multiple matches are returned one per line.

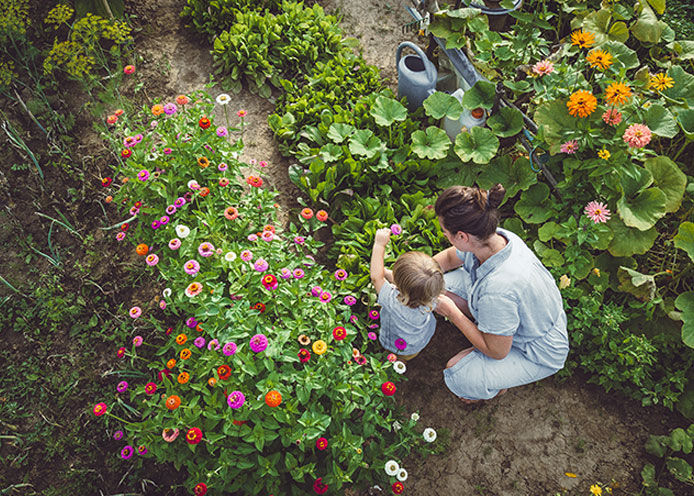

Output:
xmin=129 ymin=306 xmax=142 ymax=319
xmin=294 ymin=236 xmax=305 ymax=245
xmin=319 ymin=291 xmax=332 ymax=303
xmin=584 ymin=201 xmax=611 ymax=224
xmin=311 ymin=286 xmax=322 ymax=297
xmin=560 ymin=140 xmax=579 ymax=154
xmin=138 ymin=170 xmax=150 ymax=181
xmin=344 ymin=295 xmax=357 ymax=306
xmin=93 ymin=402 xmax=107 ymax=416
xmin=532 ymin=59 xmax=555 ymax=76
xmin=254 ymin=258 xmax=269 ymax=272
xmin=250 ymin=334 xmax=268 ymax=353
xmin=168 ymin=238 xmax=181 ymax=250
xmin=198 ymin=242 xmax=215 ymax=257
xmin=133 ymin=336 xmax=143 ymax=347
xmin=137 ymin=445 xmax=148 ymax=455
xmin=240 ymin=250 xmax=253 ymax=261
xmin=218 ymin=162 xmax=228 ymax=172
xmin=216 ymin=126 xmax=228 ymax=137
xmin=293 ymin=268 xmax=305 ymax=279
xmin=116 ymin=232 xmax=126 ymax=241
xmin=248 ymin=234 xmax=258 ymax=242
xmin=159 ymin=300 xmax=167 ymax=310
xmin=369 ymin=310 xmax=380 ymax=320
xmin=162 ymin=428 xmax=179 ymax=442
xmin=145 ymin=254 xmax=159 ymax=266
xmin=261 ymin=231 xmax=274 ymax=242
xmin=280 ymin=268 xmax=292 ymax=279
xmin=390 ymin=224 xmax=402 ymax=235
xmin=184 ymin=260 xmax=200 ymax=276
xmin=623 ymin=123 xmax=652 ymax=148
xmin=194 ymin=336 xmax=206 ymax=348
xmin=227 ymin=391 xmax=245 ymax=409
xmin=222 ymin=342 xmax=237 ymax=356
xmin=259 ymin=160 xmax=268 ymax=167
xmin=116 ymin=381 xmax=128 ymax=393
xmin=349 ymin=315 xmax=358 ymax=324
xmin=368 ymin=332 xmax=377 ymax=340
xmin=237 ymin=109 xmax=247 ymax=118
xmin=121 ymin=445 xmax=134 ymax=459
xmin=145 ymin=382 xmax=157 ymax=395
xmin=334 ymin=269 xmax=348 ymax=280
xmin=163 ymin=103 xmax=177 ymax=115
xmin=185 ymin=282 xmax=203 ymax=297
xmin=387 ymin=353 xmax=397 ymax=362
xmin=208 ymin=339 xmax=220 ymax=351
xmin=602 ymin=108 xmax=622 ymax=126
xmin=123 ymin=65 xmax=135 ymax=74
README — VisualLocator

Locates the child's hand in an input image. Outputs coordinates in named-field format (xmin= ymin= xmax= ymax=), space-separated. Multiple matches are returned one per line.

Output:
xmin=435 ymin=294 xmax=456 ymax=318
xmin=374 ymin=228 xmax=391 ymax=247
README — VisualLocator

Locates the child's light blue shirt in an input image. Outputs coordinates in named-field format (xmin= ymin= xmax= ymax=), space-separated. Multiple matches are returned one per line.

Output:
xmin=377 ymin=280 xmax=437 ymax=355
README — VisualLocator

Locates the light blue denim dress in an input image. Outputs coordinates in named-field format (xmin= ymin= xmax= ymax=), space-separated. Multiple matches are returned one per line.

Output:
xmin=442 ymin=228 xmax=569 ymax=400
xmin=378 ymin=280 xmax=437 ymax=355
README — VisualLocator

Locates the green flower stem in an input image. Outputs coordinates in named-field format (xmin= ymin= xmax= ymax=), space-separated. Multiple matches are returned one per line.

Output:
xmin=106 ymin=411 xmax=135 ymax=425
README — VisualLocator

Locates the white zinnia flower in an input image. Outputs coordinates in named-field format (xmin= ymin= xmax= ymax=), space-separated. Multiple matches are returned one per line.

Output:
xmin=175 ymin=225 xmax=190 ymax=238
xmin=187 ymin=179 xmax=200 ymax=190
xmin=384 ymin=460 xmax=400 ymax=476
xmin=224 ymin=251 xmax=237 ymax=262
xmin=216 ymin=93 xmax=231 ymax=105
xmin=393 ymin=361 xmax=406 ymax=374
xmin=396 ymin=468 xmax=408 ymax=482
xmin=162 ymin=288 xmax=172 ymax=298
xmin=410 ymin=412 xmax=420 ymax=422
xmin=423 ymin=427 xmax=437 ymax=443
xmin=392 ymin=420 xmax=402 ymax=432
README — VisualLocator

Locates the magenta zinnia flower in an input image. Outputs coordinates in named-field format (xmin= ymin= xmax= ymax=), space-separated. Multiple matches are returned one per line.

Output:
xmin=116 ymin=381 xmax=128 ymax=393
xmin=319 ymin=291 xmax=332 ymax=303
xmin=368 ymin=331 xmax=377 ymax=340
xmin=344 ymin=295 xmax=357 ymax=306
xmin=208 ymin=339 xmax=220 ymax=351
xmin=193 ymin=336 xmax=206 ymax=348
xmin=311 ymin=286 xmax=322 ymax=297
xmin=129 ymin=306 xmax=142 ymax=319
xmin=163 ymin=103 xmax=177 ymax=115
xmin=93 ymin=402 xmax=107 ymax=416
xmin=334 ymin=269 xmax=348 ymax=281
xmin=390 ymin=224 xmax=402 ymax=235
xmin=293 ymin=268 xmax=305 ymax=279
xmin=198 ymin=242 xmax=215 ymax=257
xmin=584 ymin=201 xmax=611 ymax=223
xmin=138 ymin=170 xmax=149 ymax=181
xmin=294 ymin=236 xmax=305 ymax=245
xmin=113 ymin=430 xmax=124 ymax=440
xmin=248 ymin=233 xmax=258 ymax=242
xmin=249 ymin=334 xmax=268 ymax=353
xmin=145 ymin=382 xmax=157 ymax=395
xmin=132 ymin=336 xmax=143 ymax=347
xmin=280 ymin=268 xmax=292 ymax=279
xmin=222 ymin=342 xmax=237 ymax=356
xmin=121 ymin=445 xmax=134 ymax=460
xmin=623 ymin=123 xmax=652 ymax=148
xmin=262 ymin=274 xmax=278 ymax=290
xmin=560 ymin=140 xmax=579 ymax=154
xmin=394 ymin=338 xmax=407 ymax=351
xmin=227 ymin=391 xmax=245 ymax=409
xmin=216 ymin=126 xmax=228 ymax=137
xmin=369 ymin=310 xmax=380 ymax=320
xmin=184 ymin=260 xmax=200 ymax=275
xmin=137 ymin=445 xmax=148 ymax=455
xmin=254 ymin=258 xmax=269 ymax=272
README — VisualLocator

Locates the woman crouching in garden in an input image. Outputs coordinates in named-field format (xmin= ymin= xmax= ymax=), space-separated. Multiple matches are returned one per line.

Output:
xmin=433 ymin=184 xmax=569 ymax=403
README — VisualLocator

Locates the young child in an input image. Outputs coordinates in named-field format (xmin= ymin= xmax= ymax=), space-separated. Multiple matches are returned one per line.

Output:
xmin=370 ymin=228 xmax=444 ymax=360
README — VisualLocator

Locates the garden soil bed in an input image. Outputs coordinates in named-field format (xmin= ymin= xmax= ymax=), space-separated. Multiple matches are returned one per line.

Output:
xmin=7 ymin=0 xmax=681 ymax=494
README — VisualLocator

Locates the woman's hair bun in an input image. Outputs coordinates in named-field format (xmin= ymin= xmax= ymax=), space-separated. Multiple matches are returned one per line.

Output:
xmin=487 ymin=183 xmax=506 ymax=210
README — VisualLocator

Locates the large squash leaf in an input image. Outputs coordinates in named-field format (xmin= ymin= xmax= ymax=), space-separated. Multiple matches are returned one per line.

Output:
xmin=607 ymin=220 xmax=658 ymax=256
xmin=453 ymin=126 xmax=499 ymax=164
xmin=514 ymin=182 xmax=554 ymax=224
xmin=674 ymin=222 xmax=694 ymax=263
xmin=411 ymin=126 xmax=451 ymax=160
xmin=644 ymin=156 xmax=686 ymax=213
xmin=423 ymin=91 xmax=464 ymax=120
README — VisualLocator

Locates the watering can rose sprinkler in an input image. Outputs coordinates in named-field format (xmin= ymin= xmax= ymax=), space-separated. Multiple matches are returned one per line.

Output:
xmin=397 ymin=42 xmax=438 ymax=112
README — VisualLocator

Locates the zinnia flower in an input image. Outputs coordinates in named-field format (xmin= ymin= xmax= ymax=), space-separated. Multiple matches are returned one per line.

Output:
xmin=369 ymin=310 xmax=380 ymax=320
xmin=184 ymin=260 xmax=200 ymax=276
xmin=175 ymin=225 xmax=190 ymax=238
xmin=163 ymin=102 xmax=177 ymax=115
xmin=385 ymin=460 xmax=400 ymax=476
xmin=387 ymin=353 xmax=397 ymax=362
xmin=175 ymin=94 xmax=189 ymax=105
xmin=194 ymin=483 xmax=208 ymax=496
xmin=145 ymin=254 xmax=159 ymax=266
xmin=397 ymin=468 xmax=408 ymax=482
xmin=598 ymin=149 xmax=610 ymax=160
xmin=265 ymin=390 xmax=282 ymax=407
xmin=560 ymin=140 xmax=579 ymax=154
xmin=137 ymin=445 xmax=148 ymax=455
xmin=393 ymin=361 xmax=407 ymax=374
xmin=316 ymin=437 xmax=328 ymax=450
xmin=121 ymin=445 xmax=134 ymax=460
xmin=113 ymin=430 xmax=124 ymax=440
xmin=185 ymin=282 xmax=203 ymax=297
xmin=368 ymin=331 xmax=377 ymax=340
xmin=93 ymin=402 xmax=107 ymax=416
xmin=649 ymin=72 xmax=674 ymax=92
xmin=169 ymin=238 xmax=181 ymax=250
xmin=246 ymin=175 xmax=263 ymax=188
xmin=312 ymin=340 xmax=327 ymax=355
xmin=129 ymin=306 xmax=141 ymax=319
xmin=250 ymin=334 xmax=268 ymax=353
xmin=390 ymin=224 xmax=402 ymax=235
xmin=604 ymin=81 xmax=632 ymax=106
xmin=294 ymin=236 xmax=305 ymax=245
xmin=145 ymin=382 xmax=157 ymax=395
xmin=222 ymin=342 xmax=237 ymax=356
xmin=344 ymin=295 xmax=357 ymax=306
xmin=602 ymin=108 xmax=622 ymax=126
xmin=199 ymin=117 xmax=211 ymax=129
xmin=293 ymin=268 xmax=305 ymax=279
xmin=194 ymin=336 xmax=206 ymax=348
xmin=198 ymin=242 xmax=214 ymax=257
xmin=300 ymin=208 xmax=313 ymax=220
xmin=240 ymin=250 xmax=253 ymax=261
xmin=313 ymin=478 xmax=328 ymax=495
xmin=254 ymin=258 xmax=269 ymax=272
xmin=116 ymin=381 xmax=128 ymax=393
xmin=423 ymin=427 xmax=437 ymax=442
xmin=584 ymin=200 xmax=611 ymax=223
xmin=566 ymin=90 xmax=597 ymax=118
xmin=590 ymin=484 xmax=603 ymax=496
xmin=216 ymin=93 xmax=231 ymax=105
xmin=586 ymin=49 xmax=613 ymax=70
xmin=382 ymin=381 xmax=396 ymax=396
xmin=224 ymin=206 xmax=238 ymax=220
xmin=166 ymin=395 xmax=181 ymax=410
xmin=298 ymin=348 xmax=311 ymax=363
xmin=186 ymin=427 xmax=203 ymax=444
xmin=394 ymin=338 xmax=407 ymax=351
xmin=123 ymin=64 xmax=135 ymax=74
xmin=623 ymin=123 xmax=652 ymax=148
xmin=319 ymin=291 xmax=332 ymax=303
xmin=332 ymin=326 xmax=347 ymax=340
xmin=570 ymin=29 xmax=595 ymax=49
xmin=216 ymin=126 xmax=228 ymax=137
xmin=316 ymin=210 xmax=328 ymax=221
xmin=334 ymin=269 xmax=348 ymax=280
xmin=137 ymin=170 xmax=150 ymax=181
xmin=262 ymin=274 xmax=278 ymax=290
xmin=227 ymin=391 xmax=245 ymax=409
xmin=237 ymin=109 xmax=246 ymax=117
xmin=225 ymin=252 xmax=236 ymax=262
xmin=392 ymin=482 xmax=404 ymax=494
xmin=531 ymin=59 xmax=554 ymax=76
xmin=162 ymin=428 xmax=179 ymax=442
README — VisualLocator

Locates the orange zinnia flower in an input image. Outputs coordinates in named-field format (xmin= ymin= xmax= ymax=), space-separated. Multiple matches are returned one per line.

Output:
xmin=316 ymin=210 xmax=328 ymax=222
xmin=570 ymin=30 xmax=595 ymax=49
xmin=585 ymin=49 xmax=612 ymax=70
xmin=604 ymin=81 xmax=632 ymax=106
xmin=197 ymin=156 xmax=209 ymax=168
xmin=566 ymin=90 xmax=597 ymax=118
xmin=166 ymin=395 xmax=181 ymax=410
xmin=199 ymin=187 xmax=210 ymax=197
xmin=151 ymin=104 xmax=164 ymax=116
xmin=180 ymin=348 xmax=192 ymax=360
xmin=264 ymin=390 xmax=282 ymax=407
xmin=224 ymin=206 xmax=238 ymax=220
xmin=166 ymin=358 xmax=176 ymax=369
xmin=178 ymin=372 xmax=190 ymax=384
xmin=649 ymin=73 xmax=674 ymax=92
xmin=176 ymin=333 xmax=187 ymax=345
xmin=135 ymin=244 xmax=148 ymax=256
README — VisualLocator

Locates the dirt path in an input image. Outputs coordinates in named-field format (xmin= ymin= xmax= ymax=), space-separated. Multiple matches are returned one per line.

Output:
xmin=131 ymin=1 xmax=682 ymax=494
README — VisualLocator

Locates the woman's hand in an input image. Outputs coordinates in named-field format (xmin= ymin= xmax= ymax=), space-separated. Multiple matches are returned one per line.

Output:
xmin=374 ymin=228 xmax=391 ymax=247
xmin=435 ymin=294 xmax=459 ymax=319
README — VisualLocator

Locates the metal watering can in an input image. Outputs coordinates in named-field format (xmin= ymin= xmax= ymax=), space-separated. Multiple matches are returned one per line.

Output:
xmin=396 ymin=42 xmax=437 ymax=112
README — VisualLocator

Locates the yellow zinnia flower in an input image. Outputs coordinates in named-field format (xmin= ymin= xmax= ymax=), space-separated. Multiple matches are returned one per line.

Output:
xmin=567 ymin=90 xmax=598 ymax=118
xmin=605 ymin=82 xmax=632 ymax=106
xmin=570 ymin=29 xmax=596 ymax=49
xmin=649 ymin=73 xmax=674 ymax=92
xmin=586 ymin=49 xmax=613 ymax=70
xmin=598 ymin=149 xmax=610 ymax=160
xmin=312 ymin=339 xmax=327 ymax=355
xmin=590 ymin=484 xmax=603 ymax=496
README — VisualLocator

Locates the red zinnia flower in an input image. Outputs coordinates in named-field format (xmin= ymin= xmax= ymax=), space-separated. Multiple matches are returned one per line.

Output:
xmin=392 ymin=482 xmax=404 ymax=494
xmin=199 ymin=117 xmax=211 ymax=129
xmin=381 ymin=381 xmax=396 ymax=396
xmin=262 ymin=274 xmax=278 ymax=290
xmin=332 ymin=326 xmax=347 ymax=341
xmin=121 ymin=149 xmax=132 ymax=159
xmin=316 ymin=437 xmax=328 ymax=450
xmin=116 ymin=347 xmax=126 ymax=358
xmin=199 ymin=187 xmax=210 ymax=197
xmin=298 ymin=348 xmax=311 ymax=363
xmin=217 ymin=365 xmax=231 ymax=381
xmin=252 ymin=302 xmax=266 ymax=313
xmin=120 ymin=223 xmax=129 ymax=231
xmin=300 ymin=208 xmax=314 ymax=220
xmin=101 ymin=177 xmax=112 ymax=187
xmin=246 ymin=175 xmax=263 ymax=188
xmin=313 ymin=478 xmax=328 ymax=495
xmin=193 ymin=483 xmax=207 ymax=496
xmin=186 ymin=427 xmax=203 ymax=445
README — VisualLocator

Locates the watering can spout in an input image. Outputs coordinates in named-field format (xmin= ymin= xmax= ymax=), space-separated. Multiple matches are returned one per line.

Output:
xmin=396 ymin=42 xmax=438 ymax=112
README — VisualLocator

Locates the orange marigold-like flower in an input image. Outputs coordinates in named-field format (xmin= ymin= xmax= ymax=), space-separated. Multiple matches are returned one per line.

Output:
xmin=566 ymin=90 xmax=597 ymax=118
xmin=649 ymin=73 xmax=675 ymax=92
xmin=166 ymin=395 xmax=181 ymax=410
xmin=166 ymin=358 xmax=176 ymax=369
xmin=151 ymin=104 xmax=164 ymax=116
xmin=604 ymin=81 xmax=632 ymax=106
xmin=570 ymin=29 xmax=595 ymax=49
xmin=176 ymin=333 xmax=187 ymax=345
xmin=586 ymin=49 xmax=613 ymax=70
xmin=177 ymin=372 xmax=190 ymax=384
xmin=180 ymin=348 xmax=192 ymax=360
xmin=197 ymin=156 xmax=209 ymax=168
xmin=135 ymin=243 xmax=148 ymax=256
xmin=264 ymin=390 xmax=282 ymax=407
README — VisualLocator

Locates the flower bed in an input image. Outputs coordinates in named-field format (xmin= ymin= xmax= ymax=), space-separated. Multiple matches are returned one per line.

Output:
xmin=95 ymin=91 xmax=440 ymax=494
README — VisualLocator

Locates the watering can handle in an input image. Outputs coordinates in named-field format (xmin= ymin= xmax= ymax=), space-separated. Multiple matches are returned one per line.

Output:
xmin=395 ymin=42 xmax=437 ymax=83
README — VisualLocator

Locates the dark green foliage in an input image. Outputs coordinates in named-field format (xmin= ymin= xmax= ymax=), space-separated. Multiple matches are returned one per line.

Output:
xmin=181 ymin=0 xmax=285 ymax=41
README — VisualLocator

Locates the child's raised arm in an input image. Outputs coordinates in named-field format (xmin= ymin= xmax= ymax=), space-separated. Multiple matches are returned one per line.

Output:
xmin=369 ymin=228 xmax=391 ymax=294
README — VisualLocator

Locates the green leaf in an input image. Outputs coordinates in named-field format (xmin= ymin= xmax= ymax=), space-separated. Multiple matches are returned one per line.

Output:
xmin=676 ymin=109 xmax=694 ymax=140
xmin=631 ymin=1 xmax=665 ymax=43
xmin=453 ymin=126 xmax=499 ymax=164
xmin=663 ymin=66 xmax=694 ymax=107
xmin=462 ymin=80 xmax=496 ymax=110
xmin=423 ymin=91 xmax=464 ymax=120
xmin=641 ymin=463 xmax=657 ymax=486
xmin=534 ymin=99 xmax=578 ymax=153
xmin=602 ymin=41 xmax=639 ymax=70
xmin=674 ymin=222 xmax=694 ymax=263
xmin=608 ymin=21 xmax=629 ymax=42
xmin=617 ymin=266 xmax=656 ymax=301
xmin=514 ymin=182 xmax=553 ymax=224
xmin=411 ymin=126 xmax=451 ymax=160
xmin=675 ymin=291 xmax=694 ymax=348
xmin=476 ymin=156 xmax=537 ymax=200
xmin=647 ymin=0 xmax=665 ymax=15
xmin=667 ymin=41 xmax=694 ymax=62
xmin=541 ymin=248 xmax=565 ymax=267
xmin=669 ymin=428 xmax=693 ymax=454
xmin=327 ymin=123 xmax=355 ymax=143
xmin=644 ymin=156 xmax=686 ymax=213
xmin=319 ymin=143 xmax=343 ymax=162
xmin=645 ymin=105 xmax=679 ymax=138
xmin=607 ymin=221 xmax=658 ymax=256
xmin=665 ymin=457 xmax=693 ymax=483
xmin=348 ymin=130 xmax=383 ymax=159
xmin=370 ymin=96 xmax=407 ymax=126
xmin=620 ymin=162 xmax=653 ymax=197
xmin=645 ymin=436 xmax=669 ymax=458
xmin=617 ymin=187 xmax=667 ymax=231
xmin=487 ymin=107 xmax=524 ymax=137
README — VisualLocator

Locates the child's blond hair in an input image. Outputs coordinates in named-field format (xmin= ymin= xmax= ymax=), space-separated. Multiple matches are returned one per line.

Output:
xmin=392 ymin=251 xmax=444 ymax=310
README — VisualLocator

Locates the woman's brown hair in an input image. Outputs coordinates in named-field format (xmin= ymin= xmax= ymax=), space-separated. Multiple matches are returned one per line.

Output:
xmin=434 ymin=184 xmax=506 ymax=239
